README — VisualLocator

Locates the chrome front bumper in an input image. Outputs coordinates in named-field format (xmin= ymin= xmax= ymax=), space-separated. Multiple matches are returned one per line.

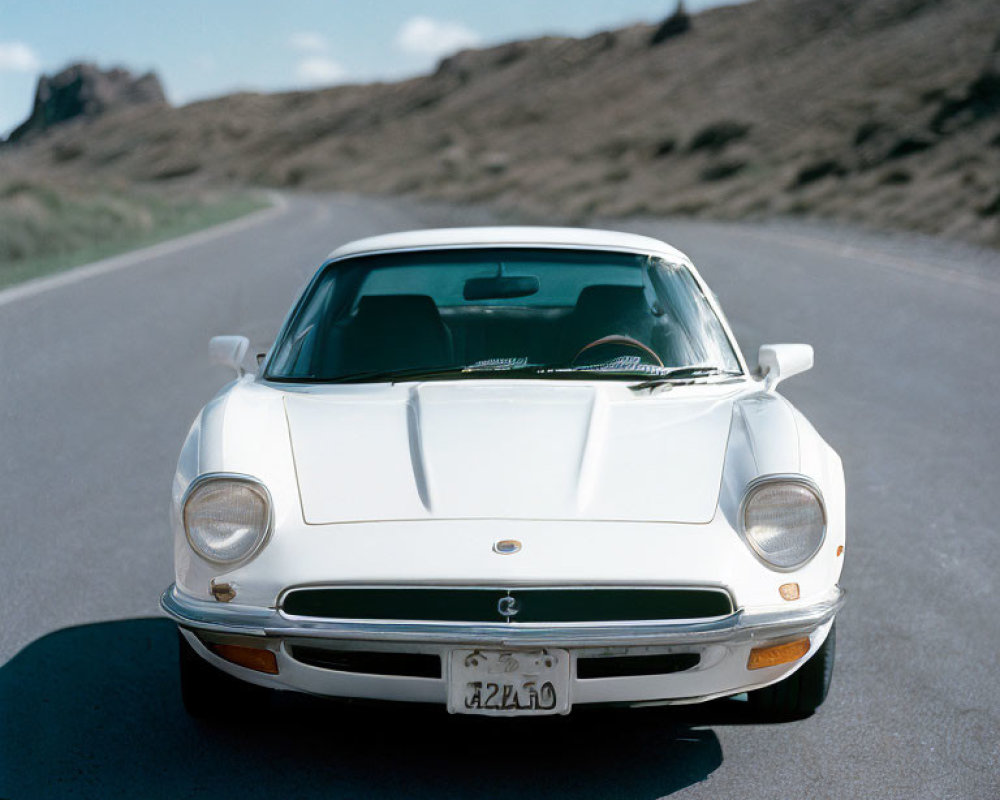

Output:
xmin=160 ymin=583 xmax=845 ymax=648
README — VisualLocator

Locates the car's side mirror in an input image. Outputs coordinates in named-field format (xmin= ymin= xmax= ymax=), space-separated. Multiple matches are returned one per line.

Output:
xmin=758 ymin=343 xmax=813 ymax=391
xmin=209 ymin=335 xmax=250 ymax=377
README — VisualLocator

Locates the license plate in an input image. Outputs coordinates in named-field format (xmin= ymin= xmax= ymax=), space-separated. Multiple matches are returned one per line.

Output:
xmin=447 ymin=648 xmax=571 ymax=716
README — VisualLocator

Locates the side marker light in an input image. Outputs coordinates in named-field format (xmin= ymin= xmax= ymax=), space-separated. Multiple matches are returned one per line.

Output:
xmin=747 ymin=638 xmax=810 ymax=670
xmin=210 ymin=643 xmax=279 ymax=674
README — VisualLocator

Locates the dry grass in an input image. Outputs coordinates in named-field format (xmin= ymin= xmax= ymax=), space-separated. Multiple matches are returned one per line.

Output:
xmin=0 ymin=171 xmax=265 ymax=288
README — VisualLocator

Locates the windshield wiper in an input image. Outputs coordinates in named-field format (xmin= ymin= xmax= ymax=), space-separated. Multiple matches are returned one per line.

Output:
xmin=330 ymin=363 xmax=547 ymax=384
xmin=629 ymin=366 xmax=743 ymax=391
xmin=297 ymin=362 xmax=741 ymax=386
xmin=541 ymin=356 xmax=677 ymax=380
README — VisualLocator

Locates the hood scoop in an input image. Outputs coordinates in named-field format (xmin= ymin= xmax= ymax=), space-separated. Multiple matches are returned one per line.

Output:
xmin=284 ymin=384 xmax=733 ymax=524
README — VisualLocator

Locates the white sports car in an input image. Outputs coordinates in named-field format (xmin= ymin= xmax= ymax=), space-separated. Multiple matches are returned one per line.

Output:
xmin=162 ymin=227 xmax=845 ymax=720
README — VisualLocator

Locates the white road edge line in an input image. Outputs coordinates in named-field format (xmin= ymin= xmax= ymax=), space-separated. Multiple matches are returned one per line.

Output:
xmin=0 ymin=191 xmax=289 ymax=309
xmin=734 ymin=226 xmax=1000 ymax=297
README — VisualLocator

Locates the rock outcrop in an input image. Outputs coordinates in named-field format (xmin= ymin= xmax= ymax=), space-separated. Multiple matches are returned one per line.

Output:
xmin=7 ymin=63 xmax=166 ymax=143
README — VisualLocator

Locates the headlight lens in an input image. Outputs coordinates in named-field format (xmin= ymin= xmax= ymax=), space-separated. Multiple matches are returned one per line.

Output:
xmin=741 ymin=479 xmax=825 ymax=570
xmin=183 ymin=477 xmax=271 ymax=564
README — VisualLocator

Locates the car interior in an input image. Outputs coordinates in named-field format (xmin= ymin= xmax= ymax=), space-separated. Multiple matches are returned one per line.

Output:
xmin=317 ymin=284 xmax=688 ymax=378
xmin=266 ymin=249 xmax=740 ymax=381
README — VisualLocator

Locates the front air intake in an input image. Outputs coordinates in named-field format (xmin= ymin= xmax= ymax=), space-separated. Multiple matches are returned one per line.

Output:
xmin=281 ymin=587 xmax=734 ymax=623
xmin=290 ymin=646 xmax=441 ymax=679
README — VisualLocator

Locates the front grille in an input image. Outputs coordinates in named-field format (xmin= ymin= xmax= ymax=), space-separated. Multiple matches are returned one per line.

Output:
xmin=281 ymin=587 xmax=733 ymax=623
xmin=576 ymin=652 xmax=700 ymax=679
xmin=290 ymin=646 xmax=442 ymax=678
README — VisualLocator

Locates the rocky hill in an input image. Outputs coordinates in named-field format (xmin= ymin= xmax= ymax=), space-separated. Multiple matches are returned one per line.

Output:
xmin=3 ymin=0 xmax=999 ymax=247
xmin=8 ymin=63 xmax=166 ymax=143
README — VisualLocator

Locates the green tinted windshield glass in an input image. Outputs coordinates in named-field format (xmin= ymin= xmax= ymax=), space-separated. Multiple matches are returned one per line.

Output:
xmin=266 ymin=248 xmax=741 ymax=382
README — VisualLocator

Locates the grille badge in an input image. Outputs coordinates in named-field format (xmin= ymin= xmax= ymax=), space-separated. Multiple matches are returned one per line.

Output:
xmin=498 ymin=594 xmax=520 ymax=618
xmin=493 ymin=539 xmax=522 ymax=555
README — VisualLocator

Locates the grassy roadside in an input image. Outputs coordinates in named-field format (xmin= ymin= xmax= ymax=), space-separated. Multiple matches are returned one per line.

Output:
xmin=0 ymin=177 xmax=269 ymax=290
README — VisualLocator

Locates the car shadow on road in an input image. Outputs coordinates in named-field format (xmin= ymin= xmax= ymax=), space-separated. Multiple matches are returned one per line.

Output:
xmin=0 ymin=618 xmax=764 ymax=798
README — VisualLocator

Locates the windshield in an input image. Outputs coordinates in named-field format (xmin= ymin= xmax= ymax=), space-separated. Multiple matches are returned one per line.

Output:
xmin=265 ymin=248 xmax=742 ymax=382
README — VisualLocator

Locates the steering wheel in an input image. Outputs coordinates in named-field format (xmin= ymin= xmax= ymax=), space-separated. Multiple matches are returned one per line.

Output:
xmin=572 ymin=335 xmax=664 ymax=367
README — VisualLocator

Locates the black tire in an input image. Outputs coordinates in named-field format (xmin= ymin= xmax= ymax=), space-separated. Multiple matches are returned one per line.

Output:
xmin=178 ymin=630 xmax=272 ymax=719
xmin=746 ymin=622 xmax=836 ymax=721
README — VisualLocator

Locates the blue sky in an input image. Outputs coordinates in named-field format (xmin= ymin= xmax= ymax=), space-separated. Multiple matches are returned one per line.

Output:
xmin=0 ymin=0 xmax=741 ymax=136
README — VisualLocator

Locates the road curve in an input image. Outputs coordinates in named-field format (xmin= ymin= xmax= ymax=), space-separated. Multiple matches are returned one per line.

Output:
xmin=1 ymin=193 xmax=997 ymax=798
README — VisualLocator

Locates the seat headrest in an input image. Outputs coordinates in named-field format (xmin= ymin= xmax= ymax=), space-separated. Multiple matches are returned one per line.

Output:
xmin=571 ymin=285 xmax=650 ymax=318
xmin=355 ymin=294 xmax=441 ymax=321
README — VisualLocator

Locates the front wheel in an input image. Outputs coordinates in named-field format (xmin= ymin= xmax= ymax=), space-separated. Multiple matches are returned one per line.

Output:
xmin=178 ymin=630 xmax=272 ymax=719
xmin=746 ymin=622 xmax=836 ymax=721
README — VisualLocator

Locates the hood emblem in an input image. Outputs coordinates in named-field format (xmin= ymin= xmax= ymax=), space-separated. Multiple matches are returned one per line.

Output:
xmin=493 ymin=539 xmax=522 ymax=555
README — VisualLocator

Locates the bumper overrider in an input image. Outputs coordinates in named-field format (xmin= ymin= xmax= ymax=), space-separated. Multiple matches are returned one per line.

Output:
xmin=161 ymin=584 xmax=845 ymax=709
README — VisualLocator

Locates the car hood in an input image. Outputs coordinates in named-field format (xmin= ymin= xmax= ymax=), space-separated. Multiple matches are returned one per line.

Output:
xmin=282 ymin=382 xmax=741 ymax=524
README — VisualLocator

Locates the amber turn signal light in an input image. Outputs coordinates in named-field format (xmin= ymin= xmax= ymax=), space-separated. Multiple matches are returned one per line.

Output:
xmin=210 ymin=580 xmax=236 ymax=602
xmin=779 ymin=583 xmax=800 ymax=601
xmin=210 ymin=643 xmax=279 ymax=674
xmin=747 ymin=637 xmax=810 ymax=670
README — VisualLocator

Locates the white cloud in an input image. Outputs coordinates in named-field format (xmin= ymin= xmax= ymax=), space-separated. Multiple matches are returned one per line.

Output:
xmin=395 ymin=17 xmax=481 ymax=60
xmin=0 ymin=41 xmax=41 ymax=72
xmin=295 ymin=56 xmax=346 ymax=85
xmin=288 ymin=32 xmax=345 ymax=86
xmin=289 ymin=32 xmax=328 ymax=53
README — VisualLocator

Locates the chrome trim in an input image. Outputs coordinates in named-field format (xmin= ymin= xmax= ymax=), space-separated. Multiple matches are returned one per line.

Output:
xmin=181 ymin=473 xmax=274 ymax=567
xmin=161 ymin=583 xmax=844 ymax=648
xmin=737 ymin=474 xmax=827 ymax=573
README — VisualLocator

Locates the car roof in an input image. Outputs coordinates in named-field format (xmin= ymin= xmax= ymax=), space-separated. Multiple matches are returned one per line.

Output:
xmin=327 ymin=226 xmax=690 ymax=263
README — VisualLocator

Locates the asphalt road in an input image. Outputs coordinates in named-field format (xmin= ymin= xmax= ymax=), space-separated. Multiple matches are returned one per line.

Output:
xmin=1 ymin=193 xmax=997 ymax=798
